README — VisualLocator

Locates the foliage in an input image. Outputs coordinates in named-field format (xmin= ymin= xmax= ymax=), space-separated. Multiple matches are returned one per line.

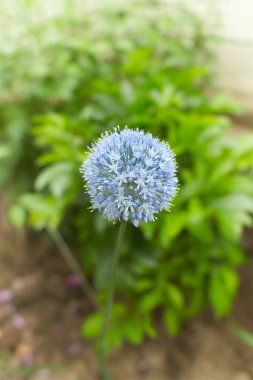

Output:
xmin=1 ymin=0 xmax=253 ymax=349
xmin=230 ymin=325 xmax=253 ymax=349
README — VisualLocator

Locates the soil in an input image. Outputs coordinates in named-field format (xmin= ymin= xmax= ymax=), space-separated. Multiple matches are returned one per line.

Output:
xmin=0 ymin=199 xmax=253 ymax=380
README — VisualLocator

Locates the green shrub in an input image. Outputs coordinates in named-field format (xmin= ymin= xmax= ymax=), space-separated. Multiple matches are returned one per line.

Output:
xmin=1 ymin=0 xmax=253 ymax=349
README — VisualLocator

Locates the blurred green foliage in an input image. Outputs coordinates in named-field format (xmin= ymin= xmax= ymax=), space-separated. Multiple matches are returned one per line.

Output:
xmin=231 ymin=325 xmax=253 ymax=349
xmin=1 ymin=0 xmax=253 ymax=349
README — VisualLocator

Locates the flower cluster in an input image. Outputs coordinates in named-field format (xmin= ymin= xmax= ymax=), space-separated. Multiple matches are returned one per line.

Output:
xmin=81 ymin=127 xmax=178 ymax=227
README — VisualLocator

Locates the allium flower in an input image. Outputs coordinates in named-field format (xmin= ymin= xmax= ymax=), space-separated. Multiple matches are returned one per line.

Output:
xmin=81 ymin=127 xmax=178 ymax=227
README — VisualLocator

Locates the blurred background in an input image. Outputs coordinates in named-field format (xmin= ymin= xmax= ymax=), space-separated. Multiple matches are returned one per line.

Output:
xmin=0 ymin=1 xmax=253 ymax=379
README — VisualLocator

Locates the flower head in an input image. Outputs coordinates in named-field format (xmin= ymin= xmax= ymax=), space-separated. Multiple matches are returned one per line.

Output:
xmin=81 ymin=127 xmax=178 ymax=227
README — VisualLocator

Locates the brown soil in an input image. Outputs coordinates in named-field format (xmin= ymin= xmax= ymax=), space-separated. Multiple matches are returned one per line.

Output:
xmin=0 ymin=200 xmax=253 ymax=380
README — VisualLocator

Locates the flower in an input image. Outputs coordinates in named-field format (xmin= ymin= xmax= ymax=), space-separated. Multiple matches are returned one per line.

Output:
xmin=81 ymin=127 xmax=178 ymax=227
xmin=12 ymin=314 xmax=27 ymax=330
xmin=67 ymin=274 xmax=82 ymax=288
xmin=0 ymin=289 xmax=13 ymax=304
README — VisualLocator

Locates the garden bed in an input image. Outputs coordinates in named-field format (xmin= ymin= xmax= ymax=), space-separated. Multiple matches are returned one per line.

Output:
xmin=0 ymin=199 xmax=253 ymax=380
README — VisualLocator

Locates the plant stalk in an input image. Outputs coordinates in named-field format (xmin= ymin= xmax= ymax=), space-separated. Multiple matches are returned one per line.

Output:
xmin=46 ymin=226 xmax=96 ymax=305
xmin=99 ymin=221 xmax=126 ymax=380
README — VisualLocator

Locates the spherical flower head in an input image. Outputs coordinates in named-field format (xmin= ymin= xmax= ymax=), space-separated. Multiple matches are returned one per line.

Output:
xmin=81 ymin=127 xmax=178 ymax=227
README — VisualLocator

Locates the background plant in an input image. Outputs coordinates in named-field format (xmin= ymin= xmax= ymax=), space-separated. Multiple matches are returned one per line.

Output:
xmin=1 ymin=0 xmax=253 ymax=349
xmin=230 ymin=325 xmax=253 ymax=350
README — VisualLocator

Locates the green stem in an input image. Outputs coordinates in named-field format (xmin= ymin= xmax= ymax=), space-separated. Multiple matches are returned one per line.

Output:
xmin=46 ymin=226 xmax=96 ymax=305
xmin=99 ymin=222 xmax=126 ymax=380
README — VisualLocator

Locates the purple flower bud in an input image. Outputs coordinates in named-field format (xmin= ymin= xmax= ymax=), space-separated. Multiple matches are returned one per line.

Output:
xmin=68 ymin=342 xmax=82 ymax=357
xmin=67 ymin=274 xmax=82 ymax=288
xmin=12 ymin=314 xmax=27 ymax=330
xmin=20 ymin=354 xmax=34 ymax=366
xmin=0 ymin=289 xmax=13 ymax=304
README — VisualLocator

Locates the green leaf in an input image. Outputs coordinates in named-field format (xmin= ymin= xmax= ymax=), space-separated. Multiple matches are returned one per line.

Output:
xmin=135 ymin=279 xmax=153 ymax=292
xmin=166 ymin=283 xmax=184 ymax=311
xmin=123 ymin=318 xmax=144 ymax=345
xmin=159 ymin=212 xmax=186 ymax=247
xmin=163 ymin=306 xmax=181 ymax=336
xmin=231 ymin=325 xmax=253 ymax=349
xmin=8 ymin=204 xmax=26 ymax=229
xmin=186 ymin=288 xmax=206 ymax=317
xmin=208 ymin=268 xmax=239 ymax=317
xmin=19 ymin=194 xmax=64 ymax=230
xmin=82 ymin=312 xmax=103 ymax=339
xmin=138 ymin=291 xmax=162 ymax=313
xmin=221 ymin=268 xmax=239 ymax=294
xmin=143 ymin=316 xmax=157 ymax=339
xmin=34 ymin=162 xmax=73 ymax=197
xmin=0 ymin=145 xmax=11 ymax=160
xmin=211 ymin=194 xmax=253 ymax=212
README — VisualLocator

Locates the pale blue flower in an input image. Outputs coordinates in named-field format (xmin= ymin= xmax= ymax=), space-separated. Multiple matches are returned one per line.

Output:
xmin=81 ymin=127 xmax=178 ymax=227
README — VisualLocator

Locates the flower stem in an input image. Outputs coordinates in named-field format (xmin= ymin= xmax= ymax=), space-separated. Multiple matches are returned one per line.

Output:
xmin=46 ymin=226 xmax=96 ymax=305
xmin=99 ymin=221 xmax=126 ymax=380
